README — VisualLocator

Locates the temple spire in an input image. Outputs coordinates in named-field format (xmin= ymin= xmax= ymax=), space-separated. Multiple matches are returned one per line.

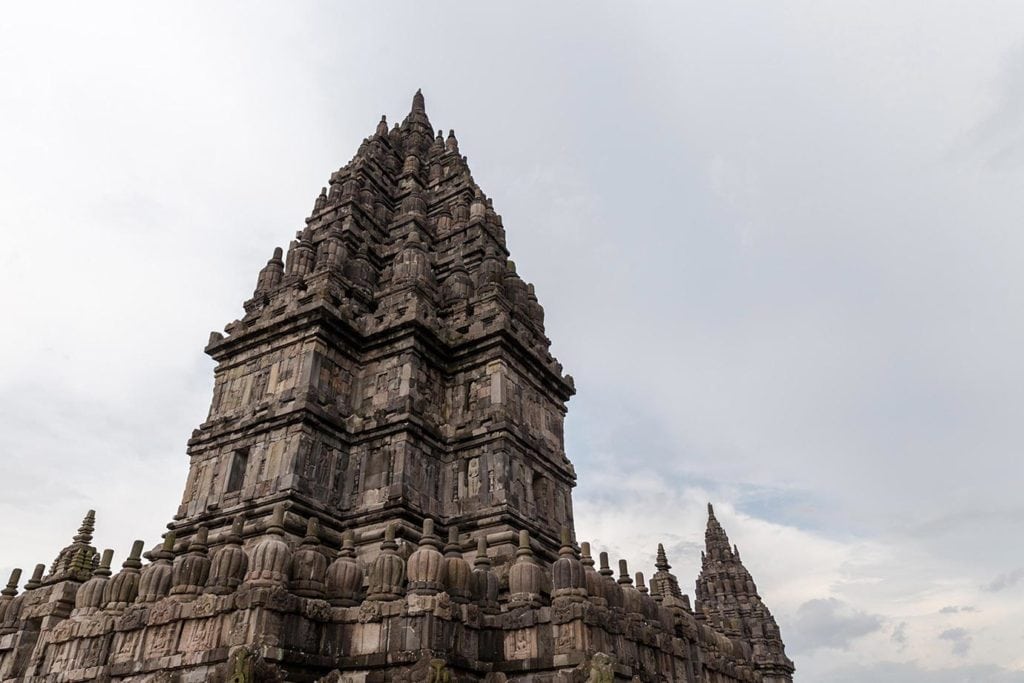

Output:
xmin=46 ymin=509 xmax=99 ymax=583
xmin=696 ymin=503 xmax=794 ymax=680
xmin=655 ymin=542 xmax=670 ymax=571
xmin=705 ymin=501 xmax=733 ymax=561
xmin=74 ymin=510 xmax=96 ymax=544
xmin=401 ymin=88 xmax=432 ymax=138
xmin=650 ymin=542 xmax=683 ymax=601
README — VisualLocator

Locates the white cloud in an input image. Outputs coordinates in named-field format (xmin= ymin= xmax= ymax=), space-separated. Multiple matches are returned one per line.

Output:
xmin=2 ymin=1 xmax=1024 ymax=679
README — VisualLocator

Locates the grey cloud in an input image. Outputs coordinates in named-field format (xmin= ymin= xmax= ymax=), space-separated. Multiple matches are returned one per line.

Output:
xmin=984 ymin=568 xmax=1024 ymax=592
xmin=789 ymin=598 xmax=882 ymax=653
xmin=939 ymin=605 xmax=978 ymax=614
xmin=823 ymin=661 xmax=1024 ymax=683
xmin=891 ymin=622 xmax=908 ymax=650
xmin=939 ymin=628 xmax=972 ymax=657
xmin=2 ymin=1 xmax=1024 ymax=677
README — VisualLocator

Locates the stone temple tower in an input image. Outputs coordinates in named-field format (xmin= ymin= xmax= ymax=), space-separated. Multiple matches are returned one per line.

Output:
xmin=179 ymin=88 xmax=576 ymax=569
xmin=0 ymin=92 xmax=793 ymax=682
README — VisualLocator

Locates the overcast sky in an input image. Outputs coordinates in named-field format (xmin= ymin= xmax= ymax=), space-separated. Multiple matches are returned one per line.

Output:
xmin=2 ymin=3 xmax=1024 ymax=680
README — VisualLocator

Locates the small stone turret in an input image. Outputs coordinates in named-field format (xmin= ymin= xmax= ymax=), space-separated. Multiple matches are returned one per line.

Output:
xmin=170 ymin=526 xmax=211 ymax=598
xmin=312 ymin=187 xmax=327 ymax=215
xmin=441 ymin=255 xmax=473 ymax=306
xmin=508 ymin=530 xmax=543 ymax=608
xmin=73 ymin=548 xmax=114 ymax=616
xmin=103 ymin=540 xmax=145 ymax=611
xmin=650 ymin=542 xmax=684 ymax=602
xmin=326 ymin=531 xmax=363 ymax=607
xmin=599 ymin=551 xmax=623 ymax=611
xmin=24 ymin=564 xmax=44 ymax=591
xmin=315 ymin=223 xmax=348 ymax=273
xmin=244 ymin=504 xmax=292 ymax=588
xmin=254 ymin=247 xmax=285 ymax=298
xmin=579 ymin=542 xmax=605 ymax=607
xmin=0 ymin=569 xmax=21 ymax=625
xmin=206 ymin=515 xmax=248 ymax=595
xmin=367 ymin=524 xmax=405 ymax=601
xmin=288 ymin=237 xmax=317 ymax=278
xmin=46 ymin=510 xmax=99 ymax=583
xmin=137 ymin=533 xmax=176 ymax=603
xmin=635 ymin=572 xmax=659 ymax=621
xmin=618 ymin=559 xmax=643 ymax=617
xmin=407 ymin=518 xmax=446 ymax=595
xmin=392 ymin=231 xmax=435 ymax=290
xmin=551 ymin=528 xmax=586 ymax=602
xmin=471 ymin=536 xmax=499 ymax=613
xmin=344 ymin=243 xmax=377 ymax=290
xmin=290 ymin=517 xmax=328 ymax=598
xmin=0 ymin=569 xmax=24 ymax=635
xmin=443 ymin=527 xmax=471 ymax=604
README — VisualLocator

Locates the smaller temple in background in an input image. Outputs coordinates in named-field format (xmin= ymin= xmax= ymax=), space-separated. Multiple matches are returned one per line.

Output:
xmin=0 ymin=92 xmax=793 ymax=682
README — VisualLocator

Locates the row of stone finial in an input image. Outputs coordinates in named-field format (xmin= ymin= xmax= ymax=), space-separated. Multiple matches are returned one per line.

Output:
xmin=306 ymin=102 xmax=494 ymax=250
xmin=256 ymin=184 xmax=508 ymax=293
xmin=354 ymin=519 xmax=687 ymax=619
xmin=344 ymin=121 xmax=467 ymax=200
xmin=250 ymin=226 xmax=545 ymax=333
xmin=1 ymin=508 xmax=695 ymax=629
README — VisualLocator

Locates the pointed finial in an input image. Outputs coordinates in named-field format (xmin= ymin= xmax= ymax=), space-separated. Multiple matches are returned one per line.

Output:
xmin=267 ymin=504 xmax=286 ymax=536
xmin=580 ymin=541 xmax=595 ymax=568
xmin=376 ymin=115 xmax=389 ymax=136
xmin=95 ymin=549 xmax=114 ymax=577
xmin=1 ymin=568 xmax=21 ymax=597
xmin=412 ymin=89 xmax=425 ymax=113
xmin=558 ymin=527 xmax=575 ymax=558
xmin=122 ymin=540 xmax=145 ymax=570
xmin=340 ymin=530 xmax=356 ymax=557
xmin=313 ymin=187 xmax=327 ymax=214
xmin=381 ymin=522 xmax=397 ymax=551
xmin=24 ymin=564 xmax=45 ymax=590
xmin=161 ymin=531 xmax=177 ymax=556
xmin=189 ymin=527 xmax=209 ymax=552
xmin=446 ymin=129 xmax=459 ymax=152
xmin=74 ymin=510 xmax=96 ymax=543
xmin=708 ymin=502 xmax=716 ymax=518
xmin=733 ymin=544 xmax=741 ymax=561
xmin=599 ymin=551 xmax=613 ymax=577
xmin=473 ymin=536 xmax=491 ymax=569
xmin=656 ymin=543 xmax=671 ymax=571
xmin=445 ymin=527 xmax=463 ymax=557
xmin=303 ymin=517 xmax=321 ymax=545
xmin=517 ymin=530 xmax=533 ymax=557
xmin=618 ymin=559 xmax=633 ymax=586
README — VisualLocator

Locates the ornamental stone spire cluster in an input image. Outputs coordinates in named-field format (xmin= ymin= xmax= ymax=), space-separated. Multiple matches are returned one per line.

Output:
xmin=696 ymin=504 xmax=795 ymax=682
xmin=0 ymin=92 xmax=793 ymax=682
